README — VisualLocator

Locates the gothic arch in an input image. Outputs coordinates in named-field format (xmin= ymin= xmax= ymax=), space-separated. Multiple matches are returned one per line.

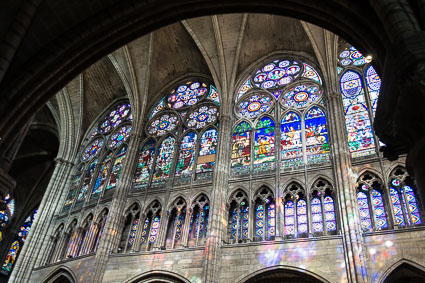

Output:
xmin=237 ymin=265 xmax=330 ymax=283
xmin=42 ymin=266 xmax=77 ymax=283
xmin=167 ymin=196 xmax=188 ymax=211
xmin=386 ymin=162 xmax=406 ymax=179
xmin=357 ymin=168 xmax=384 ymax=182
xmin=227 ymin=188 xmax=250 ymax=204
xmin=124 ymin=270 xmax=190 ymax=283
xmin=124 ymin=201 xmax=142 ymax=216
xmin=190 ymin=191 xmax=211 ymax=206
xmin=379 ymin=259 xmax=425 ymax=283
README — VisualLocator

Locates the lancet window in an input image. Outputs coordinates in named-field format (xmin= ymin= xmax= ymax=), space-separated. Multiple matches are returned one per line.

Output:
xmin=133 ymin=79 xmax=220 ymax=189
xmin=253 ymin=187 xmax=275 ymax=241
xmin=233 ymin=57 xmax=329 ymax=176
xmin=338 ymin=45 xmax=382 ymax=158
xmin=165 ymin=198 xmax=187 ymax=249
xmin=139 ymin=201 xmax=162 ymax=251
xmin=62 ymin=102 xmax=132 ymax=212
xmin=283 ymin=184 xmax=308 ymax=238
xmin=188 ymin=195 xmax=210 ymax=247
xmin=310 ymin=179 xmax=337 ymax=234
xmin=119 ymin=203 xmax=141 ymax=253
xmin=228 ymin=191 xmax=249 ymax=243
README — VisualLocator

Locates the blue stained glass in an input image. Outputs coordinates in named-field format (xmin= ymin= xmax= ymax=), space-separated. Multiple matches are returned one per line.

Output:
xmin=82 ymin=138 xmax=104 ymax=161
xmin=267 ymin=203 xmax=276 ymax=238
xmin=311 ymin=198 xmax=323 ymax=232
xmin=301 ymin=63 xmax=322 ymax=84
xmin=230 ymin=203 xmax=249 ymax=240
xmin=281 ymin=112 xmax=303 ymax=168
xmin=281 ymin=84 xmax=322 ymax=108
xmin=297 ymin=200 xmax=308 ymax=234
xmin=284 ymin=201 xmax=295 ymax=236
xmin=92 ymin=153 xmax=113 ymax=195
xmin=99 ymin=103 xmax=131 ymax=134
xmin=196 ymin=128 xmax=218 ymax=178
xmin=167 ymin=81 xmax=209 ymax=109
xmin=149 ymin=216 xmax=160 ymax=243
xmin=254 ymin=117 xmax=275 ymax=172
xmin=230 ymin=207 xmax=238 ymax=240
xmin=106 ymin=146 xmax=128 ymax=190
xmin=371 ymin=190 xmax=388 ymax=229
xmin=201 ymin=206 xmax=209 ymax=238
xmin=140 ymin=217 xmax=150 ymax=245
xmin=64 ymin=164 xmax=84 ymax=207
xmin=1 ymin=240 xmax=19 ymax=273
xmin=255 ymin=204 xmax=265 ymax=237
xmin=77 ymin=159 xmax=98 ymax=203
xmin=231 ymin=122 xmax=251 ymax=175
xmin=149 ymin=98 xmax=165 ymax=119
xmin=324 ymin=196 xmax=337 ymax=231
xmin=403 ymin=186 xmax=422 ymax=225
xmin=390 ymin=187 xmax=405 ymax=226
xmin=147 ymin=113 xmax=179 ymax=137
xmin=127 ymin=218 xmax=139 ymax=246
xmin=175 ymin=132 xmax=197 ymax=180
xmin=357 ymin=191 xmax=372 ymax=231
xmin=338 ymin=46 xmax=367 ymax=67
xmin=365 ymin=65 xmax=381 ymax=117
xmin=174 ymin=212 xmax=185 ymax=241
xmin=236 ymin=78 xmax=253 ymax=102
xmin=108 ymin=125 xmax=132 ymax=149
xmin=305 ymin=107 xmax=330 ymax=164
xmin=186 ymin=105 xmax=219 ymax=129
xmin=207 ymin=85 xmax=220 ymax=104
xmin=237 ymin=93 xmax=273 ymax=119
xmin=253 ymin=59 xmax=301 ymax=88
xmin=134 ymin=139 xmax=156 ymax=189
xmin=152 ymin=136 xmax=175 ymax=185
xmin=242 ymin=205 xmax=249 ymax=239
xmin=340 ymin=71 xmax=375 ymax=158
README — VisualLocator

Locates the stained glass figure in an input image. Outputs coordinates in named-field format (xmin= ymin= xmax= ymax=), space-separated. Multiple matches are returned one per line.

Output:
xmin=403 ymin=186 xmax=422 ymax=225
xmin=231 ymin=122 xmax=251 ymax=175
xmin=253 ymin=59 xmax=301 ymax=89
xmin=76 ymin=159 xmax=98 ymax=204
xmin=63 ymin=164 xmax=84 ymax=207
xmin=149 ymin=98 xmax=165 ymax=119
xmin=167 ymin=81 xmax=209 ymax=109
xmin=127 ymin=218 xmax=139 ymax=247
xmin=175 ymin=132 xmax=197 ymax=181
xmin=365 ymin=65 xmax=381 ymax=116
xmin=338 ymin=46 xmax=367 ymax=67
xmin=106 ymin=146 xmax=128 ymax=190
xmin=340 ymin=70 xmax=375 ymax=157
xmin=18 ymin=210 xmax=37 ymax=242
xmin=82 ymin=138 xmax=104 ymax=161
xmin=207 ymin=85 xmax=220 ymax=105
xmin=134 ymin=139 xmax=156 ymax=189
xmin=357 ymin=191 xmax=372 ymax=231
xmin=284 ymin=201 xmax=295 ymax=236
xmin=196 ymin=128 xmax=218 ymax=178
xmin=186 ymin=105 xmax=219 ymax=129
xmin=152 ymin=136 xmax=175 ymax=185
xmin=390 ymin=187 xmax=405 ymax=226
xmin=1 ymin=240 xmax=19 ymax=273
xmin=301 ymin=63 xmax=322 ymax=84
xmin=281 ymin=84 xmax=322 ymax=109
xmin=304 ymin=107 xmax=330 ymax=164
xmin=99 ymin=103 xmax=131 ymax=134
xmin=149 ymin=216 xmax=161 ymax=243
xmin=371 ymin=189 xmax=388 ymax=229
xmin=297 ymin=199 xmax=308 ymax=235
xmin=253 ymin=117 xmax=275 ymax=173
xmin=108 ymin=125 xmax=132 ymax=149
xmin=237 ymin=93 xmax=273 ymax=119
xmin=236 ymin=78 xmax=253 ymax=101
xmin=147 ymin=113 xmax=179 ymax=137
xmin=324 ymin=196 xmax=337 ymax=231
xmin=311 ymin=198 xmax=323 ymax=232
xmin=281 ymin=112 xmax=303 ymax=168
xmin=92 ymin=153 xmax=113 ymax=195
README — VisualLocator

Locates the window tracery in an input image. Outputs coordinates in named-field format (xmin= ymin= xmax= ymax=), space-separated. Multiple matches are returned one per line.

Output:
xmin=283 ymin=184 xmax=308 ymax=237
xmin=165 ymin=198 xmax=187 ymax=249
xmin=188 ymin=195 xmax=210 ymax=247
xmin=253 ymin=187 xmax=275 ymax=241
xmin=228 ymin=191 xmax=249 ymax=243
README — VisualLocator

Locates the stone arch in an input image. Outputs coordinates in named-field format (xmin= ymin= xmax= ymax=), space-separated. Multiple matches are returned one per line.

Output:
xmin=124 ymin=270 xmax=190 ymax=283
xmin=237 ymin=265 xmax=330 ymax=283
xmin=227 ymin=187 xmax=250 ymax=204
xmin=380 ymin=259 xmax=425 ymax=283
xmin=42 ymin=266 xmax=77 ymax=283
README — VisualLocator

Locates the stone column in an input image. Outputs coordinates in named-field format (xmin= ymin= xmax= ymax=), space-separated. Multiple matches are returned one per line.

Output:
xmin=154 ymin=210 xmax=170 ymax=250
xmin=327 ymin=92 xmax=368 ymax=282
xmin=10 ymin=158 xmax=74 ymax=282
xmin=203 ymin=113 xmax=232 ymax=283
xmin=181 ymin=208 xmax=192 ymax=247
xmin=90 ymin=133 xmax=142 ymax=282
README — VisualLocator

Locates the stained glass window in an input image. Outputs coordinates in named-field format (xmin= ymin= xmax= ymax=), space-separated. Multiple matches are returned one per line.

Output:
xmin=175 ymin=132 xmax=197 ymax=181
xmin=231 ymin=122 xmax=251 ymax=175
xmin=149 ymin=98 xmax=165 ymax=119
xmin=253 ymin=59 xmax=301 ymax=89
xmin=255 ymin=204 xmax=265 ymax=238
xmin=127 ymin=218 xmax=139 ymax=247
xmin=304 ymin=107 xmax=329 ymax=164
xmin=1 ymin=240 xmax=19 ymax=273
xmin=253 ymin=117 xmax=275 ymax=173
xmin=338 ymin=46 xmax=367 ymax=67
xmin=106 ymin=146 xmax=128 ymax=190
xmin=147 ymin=113 xmax=179 ymax=137
xmin=207 ymin=85 xmax=220 ymax=105
xmin=390 ymin=187 xmax=405 ymax=226
xmin=76 ymin=159 xmax=98 ymax=204
xmin=196 ymin=128 xmax=218 ymax=179
xmin=371 ymin=189 xmax=388 ymax=229
xmin=167 ymin=81 xmax=209 ymax=109
xmin=365 ymin=65 xmax=381 ymax=116
xmin=134 ymin=139 xmax=156 ymax=189
xmin=0 ymin=210 xmax=9 ymax=230
xmin=6 ymin=199 xmax=14 ymax=217
xmin=236 ymin=78 xmax=252 ymax=102
xmin=284 ymin=201 xmax=295 ymax=236
xmin=281 ymin=112 xmax=303 ymax=168
xmin=92 ymin=153 xmax=113 ymax=195
xmin=186 ymin=105 xmax=219 ymax=129
xmin=64 ymin=164 xmax=84 ymax=207
xmin=237 ymin=93 xmax=273 ymax=119
xmin=357 ymin=191 xmax=372 ymax=231
xmin=149 ymin=216 xmax=161 ymax=244
xmin=297 ymin=199 xmax=308 ymax=235
xmin=82 ymin=138 xmax=104 ymax=161
xmin=311 ymin=198 xmax=323 ymax=233
xmin=152 ymin=136 xmax=175 ymax=185
xmin=324 ymin=196 xmax=337 ymax=231
xmin=267 ymin=203 xmax=276 ymax=238
xmin=174 ymin=212 xmax=185 ymax=244
xmin=403 ymin=186 xmax=422 ymax=225
xmin=340 ymin=70 xmax=375 ymax=157
xmin=108 ymin=125 xmax=132 ymax=149
xmin=301 ymin=63 xmax=322 ymax=84
xmin=18 ymin=210 xmax=37 ymax=242
xmin=230 ymin=201 xmax=249 ymax=241
xmin=99 ymin=103 xmax=131 ymax=134
xmin=281 ymin=84 xmax=322 ymax=108
xmin=140 ymin=217 xmax=151 ymax=245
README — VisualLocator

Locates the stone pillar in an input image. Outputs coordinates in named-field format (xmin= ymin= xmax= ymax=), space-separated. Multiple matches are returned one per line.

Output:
xmin=10 ymin=158 xmax=74 ymax=282
xmin=90 ymin=133 xmax=142 ymax=282
xmin=181 ymin=208 xmax=192 ymax=247
xmin=155 ymin=210 xmax=170 ymax=250
xmin=327 ymin=92 xmax=368 ymax=282
xmin=203 ymin=114 xmax=232 ymax=283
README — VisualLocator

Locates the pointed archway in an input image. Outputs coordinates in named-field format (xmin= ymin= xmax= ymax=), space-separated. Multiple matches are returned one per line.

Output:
xmin=239 ymin=266 xmax=329 ymax=283
xmin=383 ymin=262 xmax=425 ymax=283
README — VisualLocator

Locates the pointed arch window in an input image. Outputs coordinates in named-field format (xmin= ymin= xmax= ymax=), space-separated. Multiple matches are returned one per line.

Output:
xmin=92 ymin=152 xmax=113 ymax=196
xmin=133 ymin=139 xmax=156 ymax=189
xmin=310 ymin=179 xmax=338 ymax=235
xmin=254 ymin=117 xmax=275 ymax=173
xmin=175 ymin=132 xmax=197 ymax=184
xmin=188 ymin=195 xmax=210 ymax=247
xmin=165 ymin=198 xmax=187 ymax=249
xmin=304 ymin=107 xmax=329 ymax=164
xmin=228 ymin=191 xmax=249 ymax=242
xmin=152 ymin=136 xmax=176 ymax=186
xmin=196 ymin=128 xmax=218 ymax=180
xmin=253 ymin=187 xmax=275 ymax=241
xmin=283 ymin=184 xmax=308 ymax=238
xmin=231 ymin=121 xmax=251 ymax=175
xmin=119 ymin=204 xmax=140 ymax=253
xmin=92 ymin=209 xmax=108 ymax=253
xmin=75 ymin=159 xmax=98 ymax=206
xmin=281 ymin=112 xmax=303 ymax=168
xmin=139 ymin=201 xmax=162 ymax=251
